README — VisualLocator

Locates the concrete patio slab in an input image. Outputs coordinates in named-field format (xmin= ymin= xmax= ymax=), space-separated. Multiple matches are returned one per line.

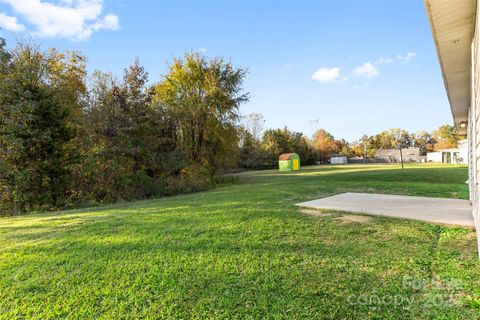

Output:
xmin=296 ymin=192 xmax=474 ymax=228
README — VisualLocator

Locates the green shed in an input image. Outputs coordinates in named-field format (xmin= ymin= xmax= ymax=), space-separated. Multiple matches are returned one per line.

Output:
xmin=279 ymin=153 xmax=300 ymax=171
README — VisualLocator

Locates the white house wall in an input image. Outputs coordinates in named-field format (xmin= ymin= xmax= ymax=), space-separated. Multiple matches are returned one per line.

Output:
xmin=424 ymin=0 xmax=479 ymax=255
xmin=471 ymin=1 xmax=480 ymax=254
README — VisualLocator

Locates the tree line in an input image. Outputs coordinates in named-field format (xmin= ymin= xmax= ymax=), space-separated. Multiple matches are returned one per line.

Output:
xmin=0 ymin=40 xmax=461 ymax=214
xmin=239 ymin=115 xmax=460 ymax=168
xmin=0 ymin=41 xmax=247 ymax=214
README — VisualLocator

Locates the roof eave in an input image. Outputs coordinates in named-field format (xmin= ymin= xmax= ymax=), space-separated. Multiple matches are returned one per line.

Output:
xmin=424 ymin=0 xmax=476 ymax=136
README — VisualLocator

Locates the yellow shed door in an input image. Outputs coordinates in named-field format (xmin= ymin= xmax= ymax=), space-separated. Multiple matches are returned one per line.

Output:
xmin=292 ymin=159 xmax=299 ymax=170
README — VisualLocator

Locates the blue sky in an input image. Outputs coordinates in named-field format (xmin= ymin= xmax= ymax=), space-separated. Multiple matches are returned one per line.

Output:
xmin=0 ymin=0 xmax=452 ymax=141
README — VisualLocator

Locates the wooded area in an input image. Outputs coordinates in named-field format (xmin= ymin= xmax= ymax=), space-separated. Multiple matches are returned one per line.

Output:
xmin=0 ymin=40 xmax=461 ymax=214
xmin=0 ymin=41 xmax=248 ymax=214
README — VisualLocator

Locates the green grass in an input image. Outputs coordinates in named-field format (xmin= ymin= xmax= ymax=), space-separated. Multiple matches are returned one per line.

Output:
xmin=1 ymin=163 xmax=480 ymax=319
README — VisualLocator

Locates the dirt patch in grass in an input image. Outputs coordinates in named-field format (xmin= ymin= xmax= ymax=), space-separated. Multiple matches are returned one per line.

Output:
xmin=336 ymin=214 xmax=372 ymax=224
xmin=299 ymin=209 xmax=335 ymax=217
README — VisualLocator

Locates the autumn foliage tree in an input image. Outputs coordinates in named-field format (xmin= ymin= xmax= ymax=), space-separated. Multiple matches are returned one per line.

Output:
xmin=153 ymin=52 xmax=249 ymax=176
xmin=312 ymin=129 xmax=337 ymax=162
xmin=433 ymin=125 xmax=459 ymax=150
xmin=0 ymin=43 xmax=251 ymax=214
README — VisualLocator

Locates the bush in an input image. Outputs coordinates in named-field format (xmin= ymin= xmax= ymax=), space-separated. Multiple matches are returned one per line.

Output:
xmin=165 ymin=165 xmax=213 ymax=195
xmin=213 ymin=174 xmax=239 ymax=185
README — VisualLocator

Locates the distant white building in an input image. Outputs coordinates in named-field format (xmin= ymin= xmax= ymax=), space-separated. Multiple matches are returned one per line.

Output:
xmin=330 ymin=155 xmax=347 ymax=164
xmin=426 ymin=140 xmax=468 ymax=164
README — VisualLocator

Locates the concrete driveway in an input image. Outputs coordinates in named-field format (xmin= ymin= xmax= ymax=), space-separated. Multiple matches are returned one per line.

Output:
xmin=296 ymin=192 xmax=474 ymax=228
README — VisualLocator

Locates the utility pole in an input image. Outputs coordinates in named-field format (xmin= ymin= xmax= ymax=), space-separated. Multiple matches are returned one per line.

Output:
xmin=398 ymin=144 xmax=404 ymax=169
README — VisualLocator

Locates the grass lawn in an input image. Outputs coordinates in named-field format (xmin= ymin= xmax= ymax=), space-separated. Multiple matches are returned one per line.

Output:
xmin=1 ymin=164 xmax=480 ymax=319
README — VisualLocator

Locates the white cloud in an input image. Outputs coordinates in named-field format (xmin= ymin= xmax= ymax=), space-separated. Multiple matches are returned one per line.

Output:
xmin=376 ymin=56 xmax=395 ymax=65
xmin=0 ymin=12 xmax=24 ymax=31
xmin=375 ymin=52 xmax=417 ymax=65
xmin=353 ymin=62 xmax=379 ymax=78
xmin=0 ymin=0 xmax=119 ymax=40
xmin=397 ymin=52 xmax=417 ymax=63
xmin=312 ymin=67 xmax=341 ymax=83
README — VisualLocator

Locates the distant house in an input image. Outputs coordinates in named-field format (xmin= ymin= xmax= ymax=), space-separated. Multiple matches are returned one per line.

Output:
xmin=329 ymin=155 xmax=347 ymax=164
xmin=375 ymin=148 xmax=421 ymax=163
xmin=426 ymin=140 xmax=468 ymax=164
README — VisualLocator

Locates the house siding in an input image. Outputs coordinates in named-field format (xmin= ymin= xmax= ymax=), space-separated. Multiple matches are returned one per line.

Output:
xmin=424 ymin=0 xmax=478 ymax=255
xmin=471 ymin=0 xmax=480 ymax=254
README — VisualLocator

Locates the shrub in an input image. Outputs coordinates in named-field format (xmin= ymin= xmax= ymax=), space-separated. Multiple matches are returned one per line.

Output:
xmin=165 ymin=165 xmax=213 ymax=195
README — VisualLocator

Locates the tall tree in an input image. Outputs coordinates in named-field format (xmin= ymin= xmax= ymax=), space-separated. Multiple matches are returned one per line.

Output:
xmin=351 ymin=135 xmax=376 ymax=158
xmin=244 ymin=113 xmax=265 ymax=141
xmin=312 ymin=129 xmax=337 ymax=162
xmin=84 ymin=59 xmax=175 ymax=201
xmin=433 ymin=124 xmax=459 ymax=150
xmin=0 ymin=44 xmax=86 ymax=212
xmin=153 ymin=52 xmax=249 ymax=175
xmin=239 ymin=129 xmax=263 ymax=169
xmin=371 ymin=128 xmax=411 ymax=149
xmin=413 ymin=130 xmax=435 ymax=155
